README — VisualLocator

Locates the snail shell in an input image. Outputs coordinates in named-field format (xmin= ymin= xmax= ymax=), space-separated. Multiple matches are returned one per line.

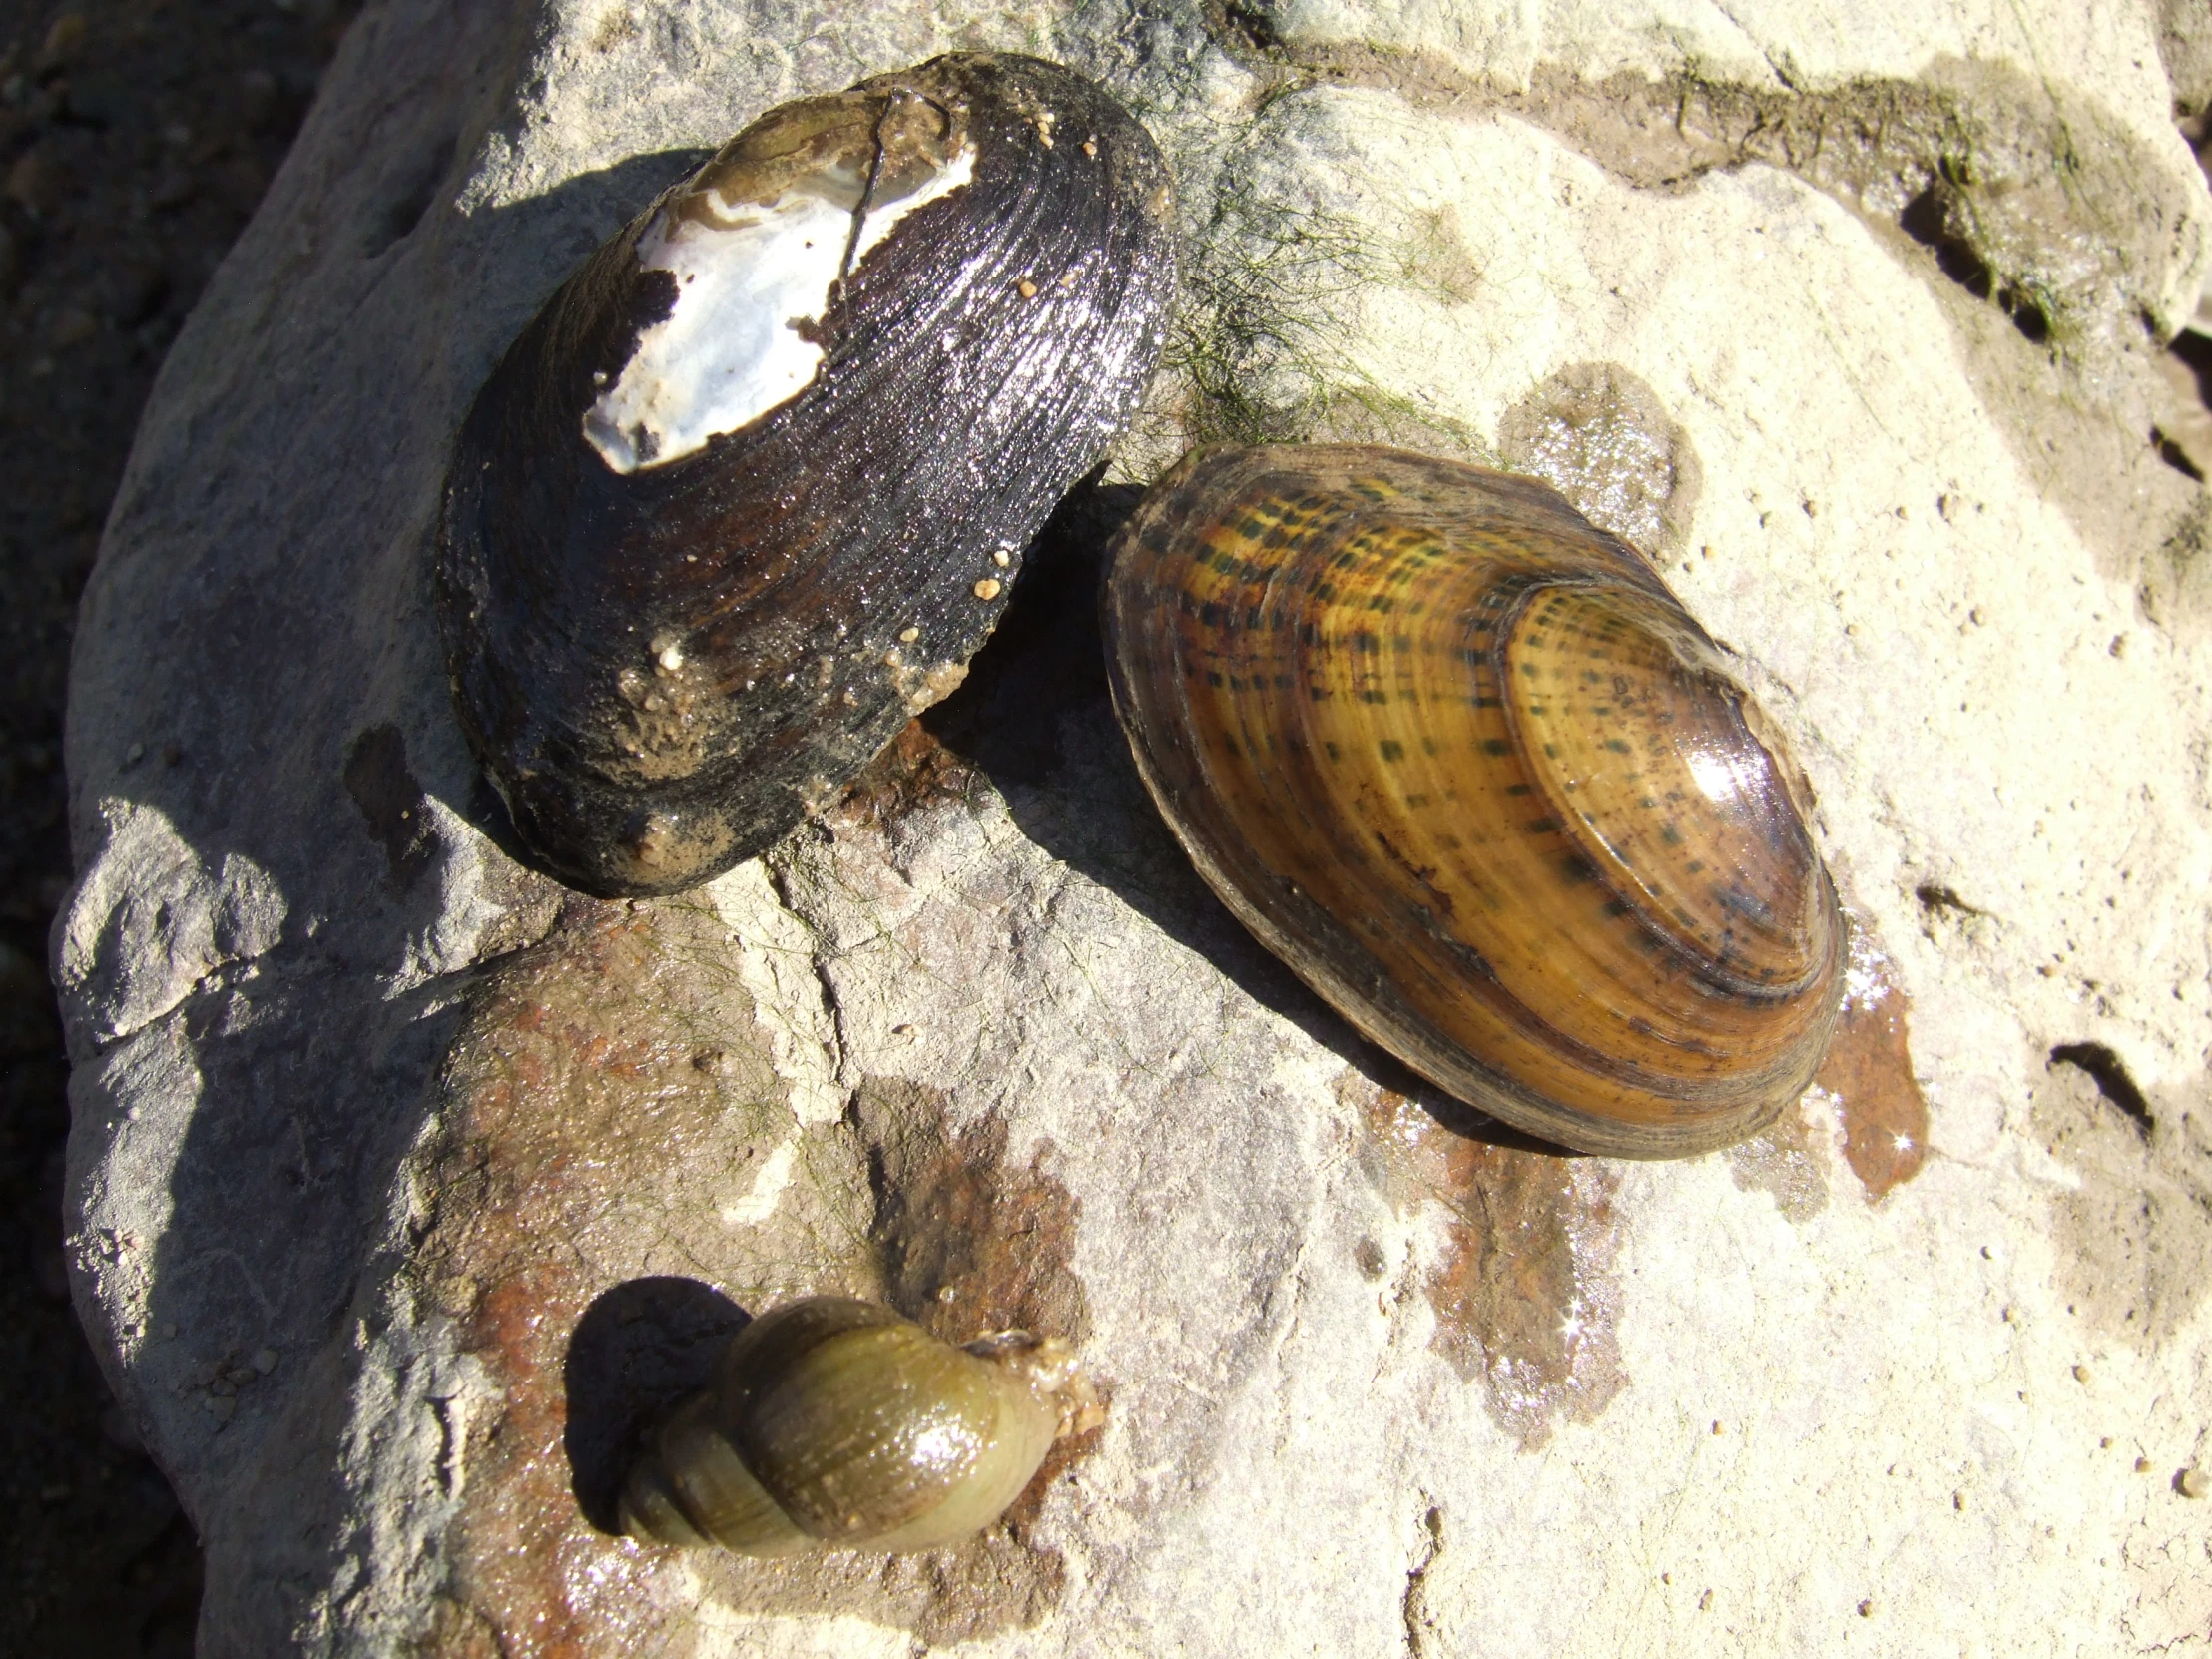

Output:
xmin=438 ymin=54 xmax=1177 ymax=896
xmin=1102 ymin=445 xmax=1846 ymax=1159
xmin=619 ymin=1296 xmax=1098 ymax=1555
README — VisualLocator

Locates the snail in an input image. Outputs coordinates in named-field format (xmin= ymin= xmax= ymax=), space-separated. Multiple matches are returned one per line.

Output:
xmin=438 ymin=54 xmax=1177 ymax=897
xmin=618 ymin=1296 xmax=1099 ymax=1555
xmin=1101 ymin=445 xmax=1846 ymax=1159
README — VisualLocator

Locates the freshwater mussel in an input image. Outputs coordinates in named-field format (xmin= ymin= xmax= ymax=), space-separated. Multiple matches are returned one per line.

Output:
xmin=439 ymin=54 xmax=1176 ymax=896
xmin=1102 ymin=445 xmax=1846 ymax=1159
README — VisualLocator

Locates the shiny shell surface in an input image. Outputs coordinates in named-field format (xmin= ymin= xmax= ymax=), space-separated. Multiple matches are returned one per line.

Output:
xmin=617 ymin=1296 xmax=1077 ymax=1556
xmin=1102 ymin=445 xmax=1846 ymax=1159
xmin=438 ymin=54 xmax=1176 ymax=896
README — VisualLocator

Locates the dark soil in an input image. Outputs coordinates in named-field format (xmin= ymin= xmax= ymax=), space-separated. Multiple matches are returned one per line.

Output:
xmin=0 ymin=2 xmax=357 ymax=1651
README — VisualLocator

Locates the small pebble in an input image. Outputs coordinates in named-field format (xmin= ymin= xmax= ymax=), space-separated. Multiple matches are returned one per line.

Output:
xmin=2181 ymin=1467 xmax=2208 ymax=1499
xmin=2135 ymin=1457 xmax=2154 ymax=1474
xmin=992 ymin=548 xmax=1011 ymax=567
xmin=897 ymin=626 xmax=919 ymax=644
xmin=1697 ymin=1589 xmax=1713 ymax=1612
xmin=973 ymin=578 xmax=1002 ymax=601
xmin=251 ymin=1347 xmax=279 ymax=1375
xmin=1857 ymin=1598 xmax=1875 ymax=1618
xmin=2072 ymin=1364 xmax=2091 ymax=1384
xmin=1017 ymin=278 xmax=1038 ymax=298
xmin=1711 ymin=1419 xmax=1723 ymax=1435
xmin=1081 ymin=138 xmax=1097 ymax=156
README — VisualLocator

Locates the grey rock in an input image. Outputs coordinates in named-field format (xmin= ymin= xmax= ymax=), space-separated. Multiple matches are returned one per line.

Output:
xmin=59 ymin=0 xmax=2212 ymax=1653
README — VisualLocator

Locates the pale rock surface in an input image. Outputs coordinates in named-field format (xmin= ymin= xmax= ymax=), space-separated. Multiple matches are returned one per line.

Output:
xmin=56 ymin=0 xmax=2212 ymax=1653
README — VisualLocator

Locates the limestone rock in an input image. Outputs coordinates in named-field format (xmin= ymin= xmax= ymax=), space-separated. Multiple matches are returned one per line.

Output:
xmin=58 ymin=0 xmax=2212 ymax=1653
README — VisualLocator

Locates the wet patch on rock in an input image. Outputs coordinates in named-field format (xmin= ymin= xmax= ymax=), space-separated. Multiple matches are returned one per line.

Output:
xmin=825 ymin=719 xmax=987 ymax=841
xmin=857 ymin=1075 xmax=1090 ymax=1346
xmin=1496 ymin=361 xmax=1702 ymax=555
xmin=2034 ymin=1051 xmax=2212 ymax=1348
xmin=856 ymin=1075 xmax=1103 ymax=1553
xmin=416 ymin=897 xmax=874 ymax=1655
xmin=1724 ymin=1095 xmax=1830 ymax=1222
xmin=1203 ymin=35 xmax=2205 ymax=587
xmin=342 ymin=723 xmax=435 ymax=892
xmin=1345 ymin=1072 xmax=1626 ymax=1449
xmin=1729 ymin=914 xmax=1921 ymax=1217
xmin=413 ymin=916 xmax=1097 ymax=1653
xmin=1812 ymin=930 xmax=1931 ymax=1201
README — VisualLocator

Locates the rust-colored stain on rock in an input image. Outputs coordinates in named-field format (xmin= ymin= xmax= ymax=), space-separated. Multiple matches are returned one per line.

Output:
xmin=855 ymin=1075 xmax=1103 ymax=1546
xmin=419 ymin=900 xmax=814 ymax=1658
xmin=413 ymin=905 xmax=1093 ymax=1656
xmin=859 ymin=1075 xmax=1091 ymax=1346
xmin=1814 ymin=928 xmax=1930 ymax=1200
xmin=828 ymin=718 xmax=985 ymax=835
xmin=1346 ymin=1074 xmax=1625 ymax=1449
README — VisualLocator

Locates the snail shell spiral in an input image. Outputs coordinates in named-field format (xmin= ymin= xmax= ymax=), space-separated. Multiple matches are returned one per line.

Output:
xmin=438 ymin=54 xmax=1177 ymax=897
xmin=1102 ymin=445 xmax=1846 ymax=1159
xmin=619 ymin=1296 xmax=1098 ymax=1556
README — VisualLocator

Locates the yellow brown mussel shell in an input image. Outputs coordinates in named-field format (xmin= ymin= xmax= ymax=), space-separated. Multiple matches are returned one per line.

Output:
xmin=1102 ymin=445 xmax=1846 ymax=1159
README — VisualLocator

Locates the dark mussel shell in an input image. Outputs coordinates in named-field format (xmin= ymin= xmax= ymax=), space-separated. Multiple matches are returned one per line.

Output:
xmin=439 ymin=54 xmax=1177 ymax=895
xmin=1102 ymin=445 xmax=1846 ymax=1160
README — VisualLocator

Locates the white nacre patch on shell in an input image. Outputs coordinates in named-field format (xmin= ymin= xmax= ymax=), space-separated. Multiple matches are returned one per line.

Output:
xmin=584 ymin=144 xmax=976 ymax=474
